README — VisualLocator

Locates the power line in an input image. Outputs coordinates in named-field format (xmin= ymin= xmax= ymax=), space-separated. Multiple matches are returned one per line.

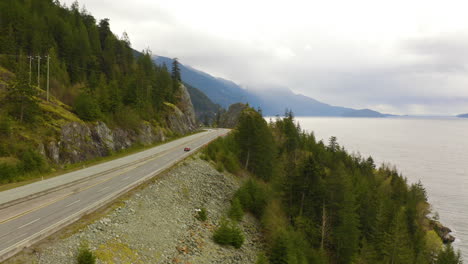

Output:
xmin=28 ymin=56 xmax=33 ymax=85
xmin=46 ymin=55 xmax=50 ymax=102
xmin=36 ymin=55 xmax=41 ymax=89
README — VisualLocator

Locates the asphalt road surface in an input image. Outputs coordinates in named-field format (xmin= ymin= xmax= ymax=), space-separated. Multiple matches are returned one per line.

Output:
xmin=0 ymin=129 xmax=229 ymax=262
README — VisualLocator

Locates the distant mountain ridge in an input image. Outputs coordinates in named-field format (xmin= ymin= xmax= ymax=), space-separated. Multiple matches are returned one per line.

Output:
xmin=153 ymin=55 xmax=391 ymax=117
xmin=456 ymin=113 xmax=468 ymax=118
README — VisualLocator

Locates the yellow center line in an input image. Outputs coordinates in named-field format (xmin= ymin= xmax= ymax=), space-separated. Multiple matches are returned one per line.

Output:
xmin=0 ymin=131 xmax=216 ymax=225
xmin=0 ymin=152 xmax=164 ymax=225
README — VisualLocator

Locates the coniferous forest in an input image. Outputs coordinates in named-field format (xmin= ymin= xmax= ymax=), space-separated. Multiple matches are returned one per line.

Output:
xmin=204 ymin=107 xmax=462 ymax=264
xmin=0 ymin=0 xmax=184 ymax=183
xmin=0 ymin=0 xmax=178 ymax=121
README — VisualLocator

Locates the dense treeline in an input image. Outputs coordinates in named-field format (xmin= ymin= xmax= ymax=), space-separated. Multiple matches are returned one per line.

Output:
xmin=204 ymin=107 xmax=462 ymax=264
xmin=0 ymin=0 xmax=179 ymax=124
xmin=0 ymin=0 xmax=186 ymax=183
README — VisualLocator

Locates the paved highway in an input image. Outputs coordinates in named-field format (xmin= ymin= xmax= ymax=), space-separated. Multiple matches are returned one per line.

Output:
xmin=0 ymin=129 xmax=229 ymax=262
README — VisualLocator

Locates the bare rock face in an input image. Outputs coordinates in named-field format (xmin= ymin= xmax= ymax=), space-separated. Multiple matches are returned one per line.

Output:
xmin=432 ymin=220 xmax=456 ymax=243
xmin=219 ymin=103 xmax=247 ymax=128
xmin=45 ymin=121 xmax=171 ymax=165
xmin=177 ymin=84 xmax=197 ymax=126
xmin=138 ymin=123 xmax=155 ymax=145
xmin=166 ymin=84 xmax=198 ymax=135
xmin=92 ymin=121 xmax=114 ymax=151
xmin=113 ymin=128 xmax=135 ymax=151
xmin=46 ymin=142 xmax=60 ymax=164
xmin=166 ymin=105 xmax=193 ymax=135
xmin=59 ymin=122 xmax=107 ymax=164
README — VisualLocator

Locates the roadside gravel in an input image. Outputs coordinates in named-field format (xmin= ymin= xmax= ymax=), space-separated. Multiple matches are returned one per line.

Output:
xmin=5 ymin=156 xmax=264 ymax=264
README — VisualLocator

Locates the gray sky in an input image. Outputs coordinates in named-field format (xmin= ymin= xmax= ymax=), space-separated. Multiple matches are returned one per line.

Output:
xmin=63 ymin=0 xmax=468 ymax=115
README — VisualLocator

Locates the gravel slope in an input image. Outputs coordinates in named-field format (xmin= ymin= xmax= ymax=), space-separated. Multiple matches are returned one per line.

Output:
xmin=4 ymin=156 xmax=264 ymax=264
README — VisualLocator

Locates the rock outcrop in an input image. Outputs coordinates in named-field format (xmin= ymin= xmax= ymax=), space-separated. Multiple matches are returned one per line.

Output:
xmin=165 ymin=84 xmax=198 ymax=135
xmin=44 ymin=101 xmax=194 ymax=165
xmin=219 ymin=103 xmax=247 ymax=128
xmin=431 ymin=220 xmax=456 ymax=243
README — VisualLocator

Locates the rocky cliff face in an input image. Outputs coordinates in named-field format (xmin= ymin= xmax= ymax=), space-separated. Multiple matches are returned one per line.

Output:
xmin=44 ymin=121 xmax=166 ymax=165
xmin=165 ymin=84 xmax=197 ymax=135
xmin=219 ymin=103 xmax=247 ymax=128
xmin=42 ymin=84 xmax=197 ymax=165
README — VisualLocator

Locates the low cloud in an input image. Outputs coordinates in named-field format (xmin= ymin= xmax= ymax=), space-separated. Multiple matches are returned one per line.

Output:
xmin=63 ymin=0 xmax=468 ymax=115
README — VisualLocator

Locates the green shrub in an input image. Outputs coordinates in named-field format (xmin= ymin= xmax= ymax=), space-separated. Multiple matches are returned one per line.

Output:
xmin=76 ymin=243 xmax=96 ymax=264
xmin=18 ymin=149 xmax=45 ymax=173
xmin=228 ymin=197 xmax=244 ymax=222
xmin=74 ymin=93 xmax=101 ymax=121
xmin=213 ymin=219 xmax=244 ymax=248
xmin=196 ymin=207 xmax=208 ymax=221
xmin=113 ymin=106 xmax=141 ymax=129
xmin=0 ymin=163 xmax=18 ymax=183
xmin=215 ymin=161 xmax=224 ymax=172
xmin=200 ymin=153 xmax=209 ymax=161
xmin=218 ymin=151 xmax=240 ymax=173
xmin=229 ymin=225 xmax=245 ymax=249
xmin=235 ymin=179 xmax=270 ymax=218
xmin=0 ymin=116 xmax=11 ymax=136
xmin=203 ymin=134 xmax=240 ymax=174
xmin=256 ymin=253 xmax=270 ymax=264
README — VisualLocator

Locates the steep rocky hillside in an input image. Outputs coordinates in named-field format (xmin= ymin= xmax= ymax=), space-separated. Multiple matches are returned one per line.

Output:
xmin=0 ymin=67 xmax=196 ymax=168
xmin=218 ymin=103 xmax=247 ymax=128
xmin=40 ymin=83 xmax=196 ymax=166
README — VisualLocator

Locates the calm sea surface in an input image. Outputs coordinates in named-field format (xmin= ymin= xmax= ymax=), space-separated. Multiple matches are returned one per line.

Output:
xmin=294 ymin=117 xmax=468 ymax=257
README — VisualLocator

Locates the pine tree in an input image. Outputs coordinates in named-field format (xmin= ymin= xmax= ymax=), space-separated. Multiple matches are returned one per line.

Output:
xmin=171 ymin=57 xmax=181 ymax=82
xmin=436 ymin=245 xmax=462 ymax=264
xmin=382 ymin=208 xmax=414 ymax=264
xmin=229 ymin=197 xmax=244 ymax=222
xmin=7 ymin=58 xmax=39 ymax=123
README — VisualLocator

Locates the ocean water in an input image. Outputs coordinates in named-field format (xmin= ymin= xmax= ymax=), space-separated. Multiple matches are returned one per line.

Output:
xmin=294 ymin=116 xmax=468 ymax=257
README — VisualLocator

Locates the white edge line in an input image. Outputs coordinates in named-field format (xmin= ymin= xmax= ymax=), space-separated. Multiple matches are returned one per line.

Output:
xmin=0 ymin=130 xmax=227 ymax=260
xmin=17 ymin=218 xmax=41 ymax=229
xmin=65 ymin=200 xmax=80 ymax=208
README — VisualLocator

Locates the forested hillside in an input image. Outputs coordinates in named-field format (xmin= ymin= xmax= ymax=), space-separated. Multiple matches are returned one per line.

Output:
xmin=204 ymin=107 xmax=462 ymax=264
xmin=0 ymin=0 xmax=197 ymax=184
xmin=0 ymin=0 xmax=180 ymax=120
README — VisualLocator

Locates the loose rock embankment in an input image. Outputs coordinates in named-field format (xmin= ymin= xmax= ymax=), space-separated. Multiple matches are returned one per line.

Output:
xmin=5 ymin=156 xmax=263 ymax=264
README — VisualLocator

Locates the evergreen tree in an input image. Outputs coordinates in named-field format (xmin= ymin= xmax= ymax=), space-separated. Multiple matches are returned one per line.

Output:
xmin=234 ymin=108 xmax=275 ymax=180
xmin=6 ymin=58 xmax=39 ymax=123
xmin=229 ymin=197 xmax=244 ymax=222
xmin=171 ymin=57 xmax=181 ymax=82
xmin=436 ymin=245 xmax=463 ymax=264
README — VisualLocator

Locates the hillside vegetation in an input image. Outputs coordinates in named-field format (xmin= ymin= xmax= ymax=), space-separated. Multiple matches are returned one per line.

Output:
xmin=0 ymin=0 xmax=195 ymax=184
xmin=204 ymin=107 xmax=462 ymax=264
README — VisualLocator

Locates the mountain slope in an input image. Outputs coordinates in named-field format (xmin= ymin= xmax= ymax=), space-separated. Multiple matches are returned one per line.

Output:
xmin=153 ymin=56 xmax=389 ymax=117
xmin=342 ymin=108 xmax=386 ymax=117
xmin=184 ymin=83 xmax=222 ymax=125
xmin=246 ymin=88 xmax=353 ymax=116
xmin=153 ymin=56 xmax=248 ymax=108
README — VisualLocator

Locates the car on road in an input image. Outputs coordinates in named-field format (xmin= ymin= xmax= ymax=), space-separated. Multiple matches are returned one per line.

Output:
xmin=184 ymin=147 xmax=191 ymax=152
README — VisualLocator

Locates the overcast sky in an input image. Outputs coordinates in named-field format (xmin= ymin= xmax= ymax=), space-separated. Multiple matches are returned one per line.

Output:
xmin=63 ymin=0 xmax=468 ymax=115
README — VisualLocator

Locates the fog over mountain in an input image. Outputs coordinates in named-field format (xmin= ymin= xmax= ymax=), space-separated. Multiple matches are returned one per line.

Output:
xmin=154 ymin=56 xmax=393 ymax=117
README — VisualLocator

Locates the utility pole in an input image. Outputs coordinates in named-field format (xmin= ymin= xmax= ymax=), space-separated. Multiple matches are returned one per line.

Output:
xmin=46 ymin=55 xmax=50 ymax=102
xmin=36 ymin=55 xmax=41 ymax=88
xmin=28 ymin=56 xmax=33 ymax=85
